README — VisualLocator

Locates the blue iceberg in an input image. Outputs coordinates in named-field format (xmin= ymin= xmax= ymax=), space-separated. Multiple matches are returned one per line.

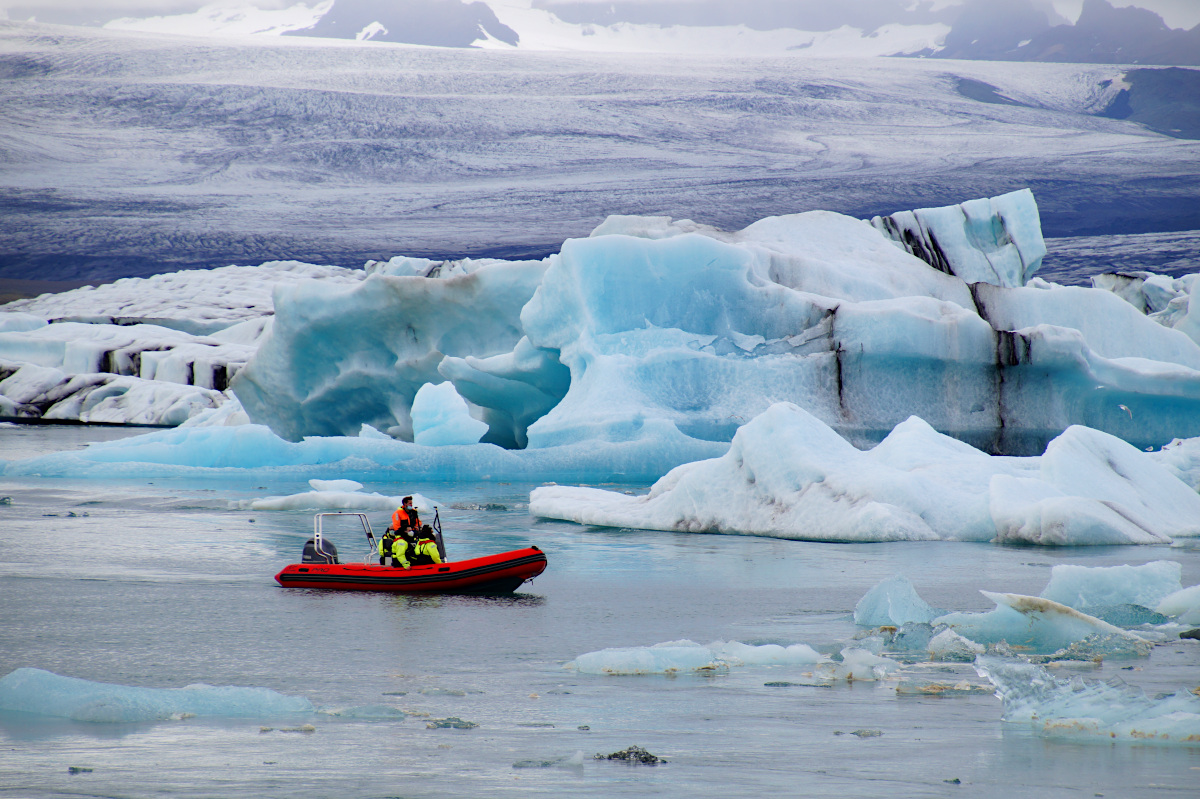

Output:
xmin=0 ymin=668 xmax=315 ymax=723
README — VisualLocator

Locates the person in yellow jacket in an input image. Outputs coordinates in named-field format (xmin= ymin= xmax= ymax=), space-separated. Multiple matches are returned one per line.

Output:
xmin=378 ymin=528 xmax=398 ymax=566
xmin=389 ymin=525 xmax=443 ymax=570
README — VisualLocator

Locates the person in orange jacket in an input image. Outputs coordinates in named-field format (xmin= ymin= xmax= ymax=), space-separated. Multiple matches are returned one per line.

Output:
xmin=390 ymin=496 xmax=421 ymax=535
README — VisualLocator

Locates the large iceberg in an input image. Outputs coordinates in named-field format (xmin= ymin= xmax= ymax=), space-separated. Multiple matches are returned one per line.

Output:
xmin=0 ymin=191 xmax=1103 ymax=454
xmin=6 ymin=189 xmax=1200 ymax=492
xmin=529 ymin=402 xmax=1200 ymax=545
xmin=229 ymin=189 xmax=1200 ymax=454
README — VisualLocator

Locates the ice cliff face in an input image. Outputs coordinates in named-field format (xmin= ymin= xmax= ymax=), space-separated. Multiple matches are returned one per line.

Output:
xmin=231 ymin=258 xmax=551 ymax=443
xmin=231 ymin=188 xmax=1200 ymax=455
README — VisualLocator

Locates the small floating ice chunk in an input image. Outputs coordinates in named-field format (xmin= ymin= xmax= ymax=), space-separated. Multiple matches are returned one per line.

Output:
xmin=570 ymin=644 xmax=725 ymax=676
xmin=1045 ymin=632 xmax=1153 ymax=661
xmin=976 ymin=656 xmax=1200 ymax=744
xmin=317 ymin=704 xmax=406 ymax=720
xmin=889 ymin=623 xmax=937 ymax=652
xmin=935 ymin=592 xmax=1147 ymax=654
xmin=0 ymin=668 xmax=314 ymax=723
xmin=1156 ymin=584 xmax=1200 ymax=626
xmin=822 ymin=648 xmax=901 ymax=682
xmin=569 ymin=639 xmax=823 ymax=675
xmin=854 ymin=575 xmax=942 ymax=627
xmin=708 ymin=640 xmax=822 ymax=667
xmin=928 ymin=629 xmax=986 ymax=662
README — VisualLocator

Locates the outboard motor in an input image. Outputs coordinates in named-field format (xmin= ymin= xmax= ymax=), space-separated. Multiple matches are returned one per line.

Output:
xmin=301 ymin=536 xmax=339 ymax=564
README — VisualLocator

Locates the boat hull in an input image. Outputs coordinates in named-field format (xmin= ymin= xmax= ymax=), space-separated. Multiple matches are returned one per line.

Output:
xmin=274 ymin=546 xmax=546 ymax=594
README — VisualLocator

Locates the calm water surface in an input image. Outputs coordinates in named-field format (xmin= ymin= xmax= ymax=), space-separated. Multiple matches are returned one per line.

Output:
xmin=1 ymin=425 xmax=1199 ymax=798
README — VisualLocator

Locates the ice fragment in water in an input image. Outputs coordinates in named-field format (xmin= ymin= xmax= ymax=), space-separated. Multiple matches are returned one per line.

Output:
xmin=934 ymin=592 xmax=1148 ymax=654
xmin=569 ymin=639 xmax=820 ymax=675
xmin=975 ymin=656 xmax=1200 ymax=744
xmin=1041 ymin=632 xmax=1153 ymax=661
xmin=854 ymin=575 xmax=942 ymax=626
xmin=0 ymin=668 xmax=314 ymax=723
xmin=928 ymin=629 xmax=986 ymax=662
xmin=1156 ymin=584 xmax=1200 ymax=625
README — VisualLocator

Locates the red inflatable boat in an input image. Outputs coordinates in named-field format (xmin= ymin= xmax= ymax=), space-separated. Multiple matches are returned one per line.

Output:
xmin=274 ymin=512 xmax=547 ymax=594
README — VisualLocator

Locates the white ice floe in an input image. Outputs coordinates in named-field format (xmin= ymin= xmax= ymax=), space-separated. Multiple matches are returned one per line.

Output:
xmin=569 ymin=639 xmax=901 ymax=683
xmin=1093 ymin=271 xmax=1200 ymax=343
xmin=530 ymin=402 xmax=1200 ymax=545
xmin=0 ymin=667 xmax=314 ymax=723
xmin=234 ymin=480 xmax=438 ymax=512
xmin=0 ymin=262 xmax=357 ymax=425
xmin=976 ymin=656 xmax=1200 ymax=745
xmin=0 ymin=362 xmax=228 ymax=426
xmin=569 ymin=639 xmax=823 ymax=676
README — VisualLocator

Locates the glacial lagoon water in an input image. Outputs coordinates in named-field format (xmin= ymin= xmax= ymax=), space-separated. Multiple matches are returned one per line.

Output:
xmin=1 ymin=425 xmax=1199 ymax=798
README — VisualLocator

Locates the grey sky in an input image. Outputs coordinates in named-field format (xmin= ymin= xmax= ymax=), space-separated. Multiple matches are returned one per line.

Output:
xmin=3 ymin=0 xmax=1198 ymax=31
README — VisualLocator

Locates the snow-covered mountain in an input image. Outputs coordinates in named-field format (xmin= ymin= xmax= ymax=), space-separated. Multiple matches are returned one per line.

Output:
xmin=84 ymin=0 xmax=1200 ymax=63
xmin=283 ymin=0 xmax=518 ymax=46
